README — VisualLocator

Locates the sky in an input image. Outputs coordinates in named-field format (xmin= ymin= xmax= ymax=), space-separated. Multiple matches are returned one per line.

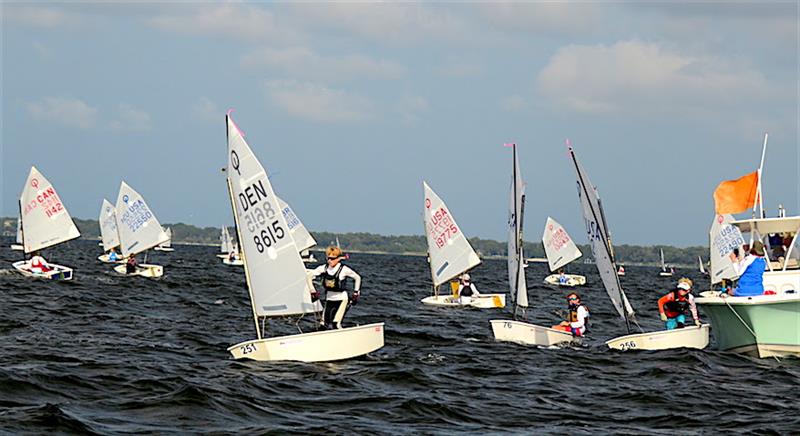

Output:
xmin=1 ymin=2 xmax=798 ymax=247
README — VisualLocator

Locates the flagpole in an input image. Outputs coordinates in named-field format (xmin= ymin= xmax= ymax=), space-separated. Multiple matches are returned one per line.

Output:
xmin=753 ymin=133 xmax=768 ymax=217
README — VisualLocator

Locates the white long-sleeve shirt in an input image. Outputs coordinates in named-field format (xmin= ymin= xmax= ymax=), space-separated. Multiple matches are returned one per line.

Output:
xmin=732 ymin=254 xmax=760 ymax=276
xmin=310 ymin=263 xmax=361 ymax=301
xmin=570 ymin=305 xmax=589 ymax=334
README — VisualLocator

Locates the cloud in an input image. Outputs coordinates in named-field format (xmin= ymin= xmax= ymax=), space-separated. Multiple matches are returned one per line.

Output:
xmin=265 ymin=80 xmax=373 ymax=122
xmin=5 ymin=5 xmax=83 ymax=28
xmin=536 ymin=40 xmax=772 ymax=115
xmin=397 ymin=95 xmax=430 ymax=124
xmin=147 ymin=4 xmax=302 ymax=43
xmin=192 ymin=97 xmax=220 ymax=121
xmin=109 ymin=104 xmax=152 ymax=132
xmin=241 ymin=47 xmax=405 ymax=81
xmin=27 ymin=97 xmax=98 ymax=129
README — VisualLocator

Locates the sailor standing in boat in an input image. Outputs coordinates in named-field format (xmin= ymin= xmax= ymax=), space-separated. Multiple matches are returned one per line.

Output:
xmin=310 ymin=246 xmax=361 ymax=330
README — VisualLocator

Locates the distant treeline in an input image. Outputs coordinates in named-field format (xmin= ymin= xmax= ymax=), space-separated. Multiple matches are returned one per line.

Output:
xmin=1 ymin=217 xmax=707 ymax=266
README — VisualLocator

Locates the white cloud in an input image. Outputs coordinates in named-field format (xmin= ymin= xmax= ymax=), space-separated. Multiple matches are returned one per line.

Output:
xmin=27 ymin=97 xmax=98 ymax=129
xmin=265 ymin=80 xmax=373 ymax=122
xmin=397 ymin=95 xmax=430 ymax=124
xmin=537 ymin=40 xmax=772 ymax=115
xmin=5 ymin=6 xmax=83 ymax=28
xmin=241 ymin=47 xmax=405 ymax=81
xmin=192 ymin=97 xmax=220 ymax=121
xmin=147 ymin=4 xmax=302 ymax=43
xmin=109 ymin=104 xmax=151 ymax=132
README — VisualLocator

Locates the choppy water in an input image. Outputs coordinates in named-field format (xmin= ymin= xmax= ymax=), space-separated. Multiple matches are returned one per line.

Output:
xmin=1 ymin=239 xmax=798 ymax=434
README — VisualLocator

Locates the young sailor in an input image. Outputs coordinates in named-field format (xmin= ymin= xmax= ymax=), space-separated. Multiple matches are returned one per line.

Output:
xmin=310 ymin=246 xmax=361 ymax=330
xmin=125 ymin=254 xmax=139 ymax=274
xmin=658 ymin=277 xmax=700 ymax=329
xmin=558 ymin=269 xmax=568 ymax=285
xmin=108 ymin=248 xmax=120 ymax=262
xmin=552 ymin=292 xmax=589 ymax=336
xmin=456 ymin=273 xmax=481 ymax=303
xmin=29 ymin=251 xmax=52 ymax=273
xmin=728 ymin=240 xmax=767 ymax=296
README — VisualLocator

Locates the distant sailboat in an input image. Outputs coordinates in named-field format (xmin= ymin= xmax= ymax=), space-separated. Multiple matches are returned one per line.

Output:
xmin=698 ymin=256 xmax=708 ymax=275
xmin=12 ymin=166 xmax=80 ymax=280
xmin=97 ymin=198 xmax=123 ymax=263
xmin=491 ymin=143 xmax=575 ymax=346
xmin=617 ymin=265 xmax=626 ymax=276
xmin=658 ymin=248 xmax=673 ymax=277
xmin=224 ymin=113 xmax=383 ymax=362
xmin=568 ymin=142 xmax=708 ymax=351
xmin=154 ymin=227 xmax=175 ymax=252
xmin=420 ymin=181 xmax=505 ymax=308
xmin=542 ymin=217 xmax=587 ymax=287
xmin=10 ymin=214 xmax=23 ymax=250
xmin=113 ymin=181 xmax=170 ymax=278
xmin=217 ymin=226 xmax=234 ymax=257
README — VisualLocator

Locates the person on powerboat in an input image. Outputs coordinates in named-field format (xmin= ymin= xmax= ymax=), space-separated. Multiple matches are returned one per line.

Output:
xmin=658 ymin=277 xmax=700 ymax=330
xmin=728 ymin=240 xmax=766 ymax=296
xmin=309 ymin=247 xmax=362 ymax=330
xmin=456 ymin=273 xmax=481 ymax=303
xmin=551 ymin=292 xmax=589 ymax=337
xmin=29 ymin=252 xmax=52 ymax=274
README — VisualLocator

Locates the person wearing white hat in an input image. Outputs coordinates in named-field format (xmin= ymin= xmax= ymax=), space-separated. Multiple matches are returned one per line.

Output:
xmin=456 ymin=272 xmax=480 ymax=304
xmin=658 ymin=277 xmax=700 ymax=330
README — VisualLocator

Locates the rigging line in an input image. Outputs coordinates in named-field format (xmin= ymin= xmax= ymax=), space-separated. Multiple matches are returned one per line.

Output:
xmin=722 ymin=297 xmax=757 ymax=339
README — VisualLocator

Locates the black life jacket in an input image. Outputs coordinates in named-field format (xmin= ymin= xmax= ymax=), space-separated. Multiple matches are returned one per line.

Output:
xmin=566 ymin=304 xmax=590 ymax=330
xmin=460 ymin=282 xmax=473 ymax=297
xmin=664 ymin=290 xmax=690 ymax=316
xmin=321 ymin=264 xmax=345 ymax=293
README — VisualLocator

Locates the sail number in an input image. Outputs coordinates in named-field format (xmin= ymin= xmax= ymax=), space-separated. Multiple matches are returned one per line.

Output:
xmin=618 ymin=341 xmax=637 ymax=351
xmin=428 ymin=207 xmax=459 ymax=249
xmin=237 ymin=180 xmax=287 ymax=253
xmin=253 ymin=222 xmax=285 ymax=253
xmin=239 ymin=343 xmax=258 ymax=355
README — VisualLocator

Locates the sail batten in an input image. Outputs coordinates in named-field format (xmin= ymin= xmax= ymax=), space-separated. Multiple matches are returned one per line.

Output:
xmin=423 ymin=181 xmax=481 ymax=287
xmin=19 ymin=166 xmax=81 ymax=253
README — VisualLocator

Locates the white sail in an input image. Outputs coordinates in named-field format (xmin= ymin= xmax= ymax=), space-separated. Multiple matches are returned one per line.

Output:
xmin=19 ymin=166 xmax=81 ymax=253
xmin=99 ymin=198 xmax=120 ymax=250
xmin=227 ymin=114 xmax=315 ymax=317
xmin=541 ymin=217 xmax=582 ymax=272
xmin=698 ymin=256 xmax=706 ymax=274
xmin=115 ymin=181 xmax=169 ymax=257
xmin=660 ymin=248 xmax=667 ymax=272
xmin=568 ymin=145 xmax=634 ymax=321
xmin=220 ymin=226 xmax=234 ymax=253
xmin=423 ymin=181 xmax=481 ymax=287
xmin=159 ymin=227 xmax=173 ymax=248
xmin=709 ymin=213 xmax=743 ymax=284
xmin=277 ymin=196 xmax=317 ymax=253
xmin=507 ymin=144 xmax=528 ymax=309
xmin=15 ymin=213 xmax=22 ymax=244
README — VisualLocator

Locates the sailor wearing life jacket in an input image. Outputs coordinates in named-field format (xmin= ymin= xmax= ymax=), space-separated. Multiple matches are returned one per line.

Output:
xmin=310 ymin=246 xmax=361 ymax=330
xmin=457 ymin=273 xmax=481 ymax=303
xmin=29 ymin=252 xmax=52 ymax=274
xmin=729 ymin=241 xmax=767 ymax=296
xmin=658 ymin=277 xmax=700 ymax=330
xmin=552 ymin=292 xmax=589 ymax=336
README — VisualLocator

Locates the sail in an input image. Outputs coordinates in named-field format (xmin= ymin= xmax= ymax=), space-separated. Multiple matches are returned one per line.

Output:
xmin=160 ymin=227 xmax=173 ymax=248
xmin=541 ymin=217 xmax=582 ymax=272
xmin=568 ymin=145 xmax=634 ymax=320
xmin=19 ymin=166 xmax=81 ymax=253
xmin=227 ymin=114 xmax=315 ymax=317
xmin=507 ymin=145 xmax=528 ymax=308
xmin=698 ymin=256 xmax=706 ymax=274
xmin=277 ymin=195 xmax=317 ymax=253
xmin=423 ymin=181 xmax=481 ymax=287
xmin=99 ymin=198 xmax=120 ymax=250
xmin=709 ymin=214 xmax=744 ymax=284
xmin=15 ymin=213 xmax=22 ymax=244
xmin=220 ymin=226 xmax=234 ymax=253
xmin=115 ymin=181 xmax=170 ymax=257
xmin=660 ymin=248 xmax=667 ymax=272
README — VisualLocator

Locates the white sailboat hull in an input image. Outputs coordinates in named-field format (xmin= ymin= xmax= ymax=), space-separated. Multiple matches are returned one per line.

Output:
xmin=489 ymin=319 xmax=576 ymax=347
xmin=228 ymin=323 xmax=385 ymax=362
xmin=658 ymin=272 xmax=674 ymax=277
xmin=97 ymin=253 xmax=125 ymax=264
xmin=605 ymin=324 xmax=710 ymax=351
xmin=215 ymin=254 xmax=229 ymax=259
xmin=543 ymin=274 xmax=586 ymax=287
xmin=154 ymin=246 xmax=174 ymax=252
xmin=222 ymin=257 xmax=244 ymax=266
xmin=420 ymin=294 xmax=506 ymax=309
xmin=13 ymin=260 xmax=73 ymax=280
xmin=10 ymin=244 xmax=23 ymax=251
xmin=113 ymin=263 xmax=164 ymax=278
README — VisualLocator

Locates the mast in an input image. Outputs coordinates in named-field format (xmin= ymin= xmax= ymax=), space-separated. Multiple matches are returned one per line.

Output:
xmin=754 ymin=133 xmax=768 ymax=218
xmin=18 ymin=198 xmax=26 ymax=260
xmin=226 ymin=116 xmax=262 ymax=340
xmin=569 ymin=146 xmax=632 ymax=333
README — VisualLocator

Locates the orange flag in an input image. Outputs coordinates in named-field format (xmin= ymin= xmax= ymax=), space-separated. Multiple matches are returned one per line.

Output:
xmin=713 ymin=171 xmax=759 ymax=214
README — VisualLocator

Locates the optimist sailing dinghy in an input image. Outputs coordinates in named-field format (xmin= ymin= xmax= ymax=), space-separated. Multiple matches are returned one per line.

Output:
xmin=112 ymin=182 xmax=170 ymax=278
xmin=12 ymin=166 xmax=80 ymax=280
xmin=154 ymin=227 xmax=175 ymax=252
xmin=224 ymin=113 xmax=384 ymax=362
xmin=11 ymin=214 xmax=23 ymax=250
xmin=420 ymin=181 xmax=505 ymax=309
xmin=490 ymin=144 xmax=576 ymax=347
xmin=658 ymin=248 xmax=673 ymax=277
xmin=97 ymin=199 xmax=124 ymax=264
xmin=567 ymin=141 xmax=709 ymax=351
xmin=542 ymin=217 xmax=587 ymax=287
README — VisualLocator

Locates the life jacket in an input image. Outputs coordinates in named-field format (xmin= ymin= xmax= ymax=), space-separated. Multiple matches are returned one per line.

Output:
xmin=321 ymin=264 xmax=345 ymax=293
xmin=664 ymin=290 xmax=690 ymax=318
xmin=566 ymin=304 xmax=590 ymax=333
xmin=109 ymin=251 xmax=118 ymax=261
xmin=126 ymin=257 xmax=138 ymax=274
xmin=30 ymin=256 xmax=48 ymax=272
xmin=460 ymin=282 xmax=473 ymax=297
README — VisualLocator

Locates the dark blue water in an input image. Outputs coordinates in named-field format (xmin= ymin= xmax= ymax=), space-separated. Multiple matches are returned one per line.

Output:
xmin=1 ymin=239 xmax=798 ymax=434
